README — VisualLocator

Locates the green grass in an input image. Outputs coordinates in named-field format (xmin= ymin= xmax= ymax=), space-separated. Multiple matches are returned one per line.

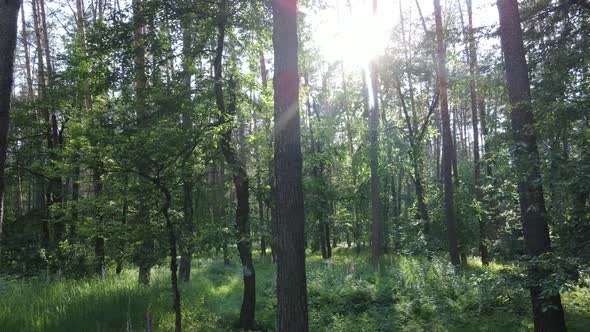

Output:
xmin=0 ymin=248 xmax=588 ymax=331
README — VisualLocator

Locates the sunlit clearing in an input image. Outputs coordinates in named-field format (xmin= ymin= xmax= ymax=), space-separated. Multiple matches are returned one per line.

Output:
xmin=310 ymin=0 xmax=394 ymax=71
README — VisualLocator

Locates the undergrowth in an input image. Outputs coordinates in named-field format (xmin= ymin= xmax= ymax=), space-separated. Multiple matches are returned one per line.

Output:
xmin=0 ymin=248 xmax=588 ymax=331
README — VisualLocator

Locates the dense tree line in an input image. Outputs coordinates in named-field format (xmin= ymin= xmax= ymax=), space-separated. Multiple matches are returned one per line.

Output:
xmin=0 ymin=0 xmax=588 ymax=330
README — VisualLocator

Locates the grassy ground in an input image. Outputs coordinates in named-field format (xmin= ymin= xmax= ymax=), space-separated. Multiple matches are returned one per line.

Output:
xmin=0 ymin=248 xmax=588 ymax=331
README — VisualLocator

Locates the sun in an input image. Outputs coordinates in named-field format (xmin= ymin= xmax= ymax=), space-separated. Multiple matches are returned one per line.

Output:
xmin=309 ymin=0 xmax=394 ymax=71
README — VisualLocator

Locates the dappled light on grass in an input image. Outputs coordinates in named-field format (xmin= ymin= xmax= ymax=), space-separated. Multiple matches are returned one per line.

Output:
xmin=0 ymin=251 xmax=589 ymax=331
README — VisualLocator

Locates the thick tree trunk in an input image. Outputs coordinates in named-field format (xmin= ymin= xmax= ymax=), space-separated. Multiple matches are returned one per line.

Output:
xmin=434 ymin=0 xmax=460 ymax=266
xmin=214 ymin=2 xmax=255 ymax=328
xmin=497 ymin=0 xmax=567 ymax=330
xmin=0 ymin=0 xmax=21 ymax=252
xmin=271 ymin=0 xmax=309 ymax=330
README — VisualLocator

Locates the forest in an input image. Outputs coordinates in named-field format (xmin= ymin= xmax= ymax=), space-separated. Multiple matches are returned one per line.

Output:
xmin=0 ymin=0 xmax=589 ymax=331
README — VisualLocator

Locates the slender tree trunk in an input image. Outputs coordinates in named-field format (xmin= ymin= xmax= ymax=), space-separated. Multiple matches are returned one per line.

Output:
xmin=179 ymin=12 xmax=195 ymax=283
xmin=497 ymin=1 xmax=567 ymax=330
xmin=342 ymin=68 xmax=361 ymax=255
xmin=259 ymin=50 xmax=277 ymax=263
xmin=395 ymin=81 xmax=430 ymax=232
xmin=464 ymin=0 xmax=489 ymax=265
xmin=271 ymin=0 xmax=309 ymax=330
xmin=0 ymin=0 xmax=21 ymax=252
xmin=213 ymin=2 xmax=255 ymax=328
xmin=158 ymin=185 xmax=181 ymax=332
xmin=116 ymin=175 xmax=129 ymax=274
xmin=93 ymin=168 xmax=105 ymax=277
xmin=32 ymin=0 xmax=52 ymax=246
xmin=133 ymin=0 xmax=152 ymax=285
xmin=259 ymin=197 xmax=266 ymax=257
xmin=21 ymin=6 xmax=34 ymax=99
xmin=304 ymin=75 xmax=330 ymax=259
xmin=368 ymin=59 xmax=383 ymax=264
xmin=252 ymin=50 xmax=272 ymax=257
xmin=480 ymin=99 xmax=493 ymax=178
xmin=216 ymin=166 xmax=231 ymax=267
xmin=434 ymin=0 xmax=460 ymax=266
xmin=15 ymin=167 xmax=23 ymax=218
xmin=451 ymin=106 xmax=460 ymax=188
xmin=38 ymin=0 xmax=63 ymax=239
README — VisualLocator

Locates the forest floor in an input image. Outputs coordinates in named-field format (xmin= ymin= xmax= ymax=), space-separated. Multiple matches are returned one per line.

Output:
xmin=0 ymin=248 xmax=589 ymax=331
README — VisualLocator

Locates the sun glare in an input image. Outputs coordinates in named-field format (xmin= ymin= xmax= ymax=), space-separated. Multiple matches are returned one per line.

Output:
xmin=310 ymin=0 xmax=394 ymax=71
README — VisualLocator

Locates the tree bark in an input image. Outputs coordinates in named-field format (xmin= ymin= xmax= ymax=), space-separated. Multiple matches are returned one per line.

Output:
xmin=38 ymin=0 xmax=63 ymax=238
xmin=368 ymin=60 xmax=383 ymax=265
xmin=93 ymin=168 xmax=105 ymax=277
xmin=271 ymin=0 xmax=309 ymax=330
xmin=32 ymin=0 xmax=52 ymax=246
xmin=464 ymin=0 xmax=489 ymax=265
xmin=394 ymin=80 xmax=432 ymax=232
xmin=132 ymin=0 xmax=153 ymax=285
xmin=304 ymin=74 xmax=331 ymax=259
xmin=21 ymin=6 xmax=34 ymax=99
xmin=434 ymin=0 xmax=460 ymax=266
xmin=159 ymin=186 xmax=181 ymax=332
xmin=0 ymin=0 xmax=21 ymax=252
xmin=497 ymin=0 xmax=567 ymax=330
xmin=213 ymin=2 xmax=255 ymax=328
xmin=179 ymin=12 xmax=195 ymax=283
xmin=342 ymin=67 xmax=361 ymax=255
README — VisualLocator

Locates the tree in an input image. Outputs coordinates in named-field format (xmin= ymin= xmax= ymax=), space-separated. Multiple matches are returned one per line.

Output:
xmin=369 ymin=0 xmax=383 ymax=265
xmin=132 ymin=0 xmax=154 ymax=285
xmin=179 ymin=10 xmax=196 ymax=283
xmin=496 ymin=0 xmax=567 ymax=330
xmin=271 ymin=0 xmax=309 ymax=330
xmin=0 ymin=0 xmax=21 ymax=249
xmin=464 ymin=0 xmax=488 ymax=265
xmin=434 ymin=0 xmax=460 ymax=266
xmin=213 ymin=0 xmax=255 ymax=328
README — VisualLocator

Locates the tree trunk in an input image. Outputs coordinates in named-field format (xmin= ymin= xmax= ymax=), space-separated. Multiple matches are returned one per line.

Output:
xmin=38 ymin=0 xmax=63 ymax=239
xmin=394 ymin=80 xmax=430 ymax=234
xmin=497 ymin=0 xmax=567 ymax=330
xmin=464 ymin=0 xmax=489 ymax=265
xmin=133 ymin=0 xmax=153 ymax=285
xmin=342 ymin=68 xmax=361 ymax=255
xmin=179 ymin=12 xmax=195 ymax=283
xmin=271 ymin=0 xmax=309 ymax=330
xmin=159 ymin=186 xmax=181 ymax=332
xmin=93 ymin=168 xmax=105 ymax=277
xmin=434 ymin=0 xmax=460 ymax=266
xmin=368 ymin=60 xmax=383 ymax=265
xmin=32 ymin=0 xmax=52 ymax=247
xmin=0 ymin=0 xmax=21 ymax=252
xmin=451 ymin=106 xmax=460 ymax=188
xmin=213 ymin=2 xmax=255 ymax=328
xmin=259 ymin=50 xmax=277 ymax=264
xmin=21 ymin=6 xmax=34 ymax=99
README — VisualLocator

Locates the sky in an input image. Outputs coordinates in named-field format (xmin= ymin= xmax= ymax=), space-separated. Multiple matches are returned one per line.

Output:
xmin=304 ymin=0 xmax=500 ymax=69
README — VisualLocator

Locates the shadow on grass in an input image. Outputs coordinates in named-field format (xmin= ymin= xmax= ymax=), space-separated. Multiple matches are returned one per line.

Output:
xmin=1 ymin=251 xmax=588 ymax=332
